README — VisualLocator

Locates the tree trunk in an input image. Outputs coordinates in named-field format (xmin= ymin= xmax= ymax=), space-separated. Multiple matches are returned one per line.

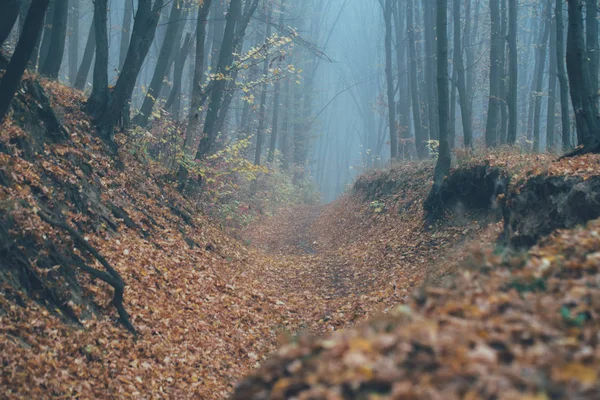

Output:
xmin=566 ymin=0 xmax=600 ymax=148
xmin=425 ymin=0 xmax=450 ymax=217
xmin=166 ymin=32 xmax=193 ymax=120
xmin=254 ymin=7 xmax=273 ymax=166
xmin=134 ymin=0 xmax=185 ymax=128
xmin=191 ymin=0 xmax=243 ymax=161
xmin=453 ymin=0 xmax=473 ymax=148
xmin=408 ymin=0 xmax=427 ymax=158
xmin=0 ymin=0 xmax=22 ymax=48
xmin=498 ymin=0 xmax=508 ymax=144
xmin=74 ymin=17 xmax=95 ymax=91
xmin=556 ymin=0 xmax=571 ymax=150
xmin=181 ymin=0 xmax=213 ymax=154
xmin=39 ymin=0 xmax=68 ymax=78
xmin=382 ymin=0 xmax=398 ymax=160
xmin=485 ymin=0 xmax=501 ymax=147
xmin=88 ymin=0 xmax=109 ymax=119
xmin=507 ymin=0 xmax=518 ymax=144
xmin=38 ymin=0 xmax=55 ymax=68
xmin=268 ymin=2 xmax=287 ymax=164
xmin=119 ymin=0 xmax=134 ymax=72
xmin=423 ymin=0 xmax=439 ymax=142
xmin=281 ymin=70 xmax=292 ymax=170
xmin=393 ymin=0 xmax=412 ymax=159
xmin=68 ymin=0 xmax=79 ymax=86
xmin=95 ymin=0 xmax=165 ymax=143
xmin=547 ymin=13 xmax=558 ymax=152
xmin=0 ymin=0 xmax=50 ymax=123
xmin=586 ymin=0 xmax=598 ymax=107
xmin=532 ymin=1 xmax=551 ymax=153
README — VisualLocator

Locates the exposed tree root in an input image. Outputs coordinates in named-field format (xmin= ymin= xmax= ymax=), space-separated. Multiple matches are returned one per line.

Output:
xmin=37 ymin=211 xmax=136 ymax=335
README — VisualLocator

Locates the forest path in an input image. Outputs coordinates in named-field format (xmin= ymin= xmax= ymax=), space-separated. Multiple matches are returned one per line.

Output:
xmin=243 ymin=205 xmax=356 ymax=301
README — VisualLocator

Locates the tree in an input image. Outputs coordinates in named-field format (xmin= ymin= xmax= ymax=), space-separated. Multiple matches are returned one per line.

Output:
xmin=90 ymin=0 xmax=165 ymax=145
xmin=74 ymin=18 xmax=95 ymax=91
xmin=547 ymin=12 xmax=558 ymax=152
xmin=556 ymin=0 xmax=571 ymax=150
xmin=134 ymin=0 xmax=187 ymax=128
xmin=586 ymin=0 xmax=598 ymax=106
xmin=485 ymin=0 xmax=501 ymax=147
xmin=165 ymin=32 xmax=193 ymax=120
xmin=532 ymin=1 xmax=551 ymax=153
xmin=407 ymin=0 xmax=426 ymax=158
xmin=181 ymin=0 xmax=214 ymax=154
xmin=67 ymin=0 xmax=79 ymax=86
xmin=177 ymin=0 xmax=244 ymax=186
xmin=0 ymin=0 xmax=50 ymax=122
xmin=255 ymin=5 xmax=274 ymax=166
xmin=119 ymin=0 xmax=134 ymax=72
xmin=425 ymin=0 xmax=450 ymax=216
xmin=379 ymin=0 xmax=398 ymax=160
xmin=39 ymin=0 xmax=68 ymax=78
xmin=507 ymin=0 xmax=518 ymax=144
xmin=0 ymin=0 xmax=22 ymax=48
xmin=566 ymin=0 xmax=600 ymax=150
xmin=453 ymin=0 xmax=473 ymax=148
xmin=268 ymin=2 xmax=288 ymax=164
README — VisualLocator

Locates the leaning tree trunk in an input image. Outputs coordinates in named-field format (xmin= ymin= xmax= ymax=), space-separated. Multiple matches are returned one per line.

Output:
xmin=74 ymin=18 xmax=95 ymax=91
xmin=556 ymin=0 xmax=571 ymax=150
xmin=0 ymin=0 xmax=22 ymax=48
xmin=134 ymin=0 xmax=185 ymax=128
xmin=39 ymin=0 xmax=67 ymax=78
xmin=0 ymin=0 xmax=50 ymax=123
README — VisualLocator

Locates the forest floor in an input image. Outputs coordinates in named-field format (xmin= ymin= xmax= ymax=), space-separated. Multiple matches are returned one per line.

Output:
xmin=2 ymin=77 xmax=600 ymax=399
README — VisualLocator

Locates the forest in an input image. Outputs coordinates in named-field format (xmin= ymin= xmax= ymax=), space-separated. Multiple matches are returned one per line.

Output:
xmin=1 ymin=0 xmax=600 ymax=398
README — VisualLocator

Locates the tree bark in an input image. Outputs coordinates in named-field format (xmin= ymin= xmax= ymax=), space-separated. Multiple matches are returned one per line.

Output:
xmin=453 ymin=0 xmax=473 ymax=148
xmin=166 ymin=32 xmax=193 ymax=120
xmin=134 ymin=0 xmax=186 ymax=128
xmin=119 ymin=0 xmax=134 ymax=72
xmin=485 ymin=0 xmax=501 ymax=147
xmin=39 ymin=0 xmax=68 ymax=78
xmin=423 ymin=0 xmax=439 ymax=142
xmin=0 ymin=0 xmax=50 ymax=123
xmin=268 ymin=2 xmax=287 ymax=164
xmin=532 ymin=1 xmax=551 ymax=153
xmin=0 ymin=0 xmax=22 ymax=48
xmin=566 ymin=0 xmax=600 ymax=148
xmin=94 ymin=0 xmax=165 ymax=143
xmin=408 ymin=0 xmax=426 ymax=158
xmin=556 ymin=0 xmax=571 ymax=150
xmin=88 ymin=0 xmax=109 ymax=119
xmin=74 ymin=17 xmax=95 ymax=91
xmin=507 ymin=0 xmax=518 ymax=144
xmin=255 ymin=6 xmax=273 ymax=166
xmin=181 ymin=0 xmax=214 ymax=154
xmin=381 ymin=0 xmax=398 ymax=160
xmin=68 ymin=0 xmax=79 ymax=86
xmin=586 ymin=0 xmax=598 ymax=106
xmin=547 ymin=13 xmax=558 ymax=152
xmin=38 ymin=0 xmax=55 ymax=68
xmin=425 ymin=0 xmax=450 ymax=217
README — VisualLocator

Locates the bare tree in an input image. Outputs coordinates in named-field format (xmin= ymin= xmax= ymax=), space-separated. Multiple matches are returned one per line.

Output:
xmin=0 ymin=0 xmax=50 ymax=122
